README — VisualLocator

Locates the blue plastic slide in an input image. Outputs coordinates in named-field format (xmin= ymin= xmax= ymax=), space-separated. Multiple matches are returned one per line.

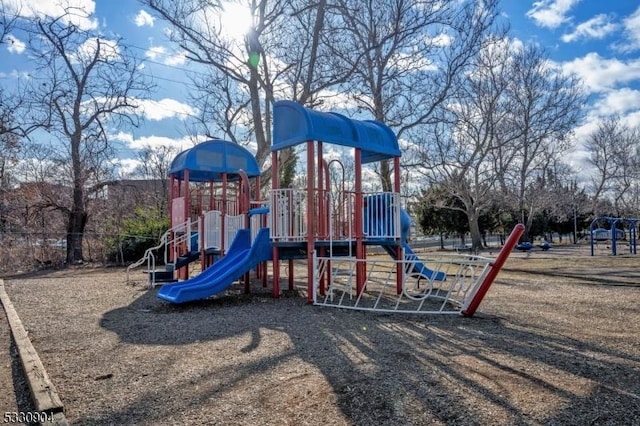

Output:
xmin=401 ymin=242 xmax=446 ymax=281
xmin=157 ymin=228 xmax=273 ymax=303
xmin=378 ymin=208 xmax=446 ymax=281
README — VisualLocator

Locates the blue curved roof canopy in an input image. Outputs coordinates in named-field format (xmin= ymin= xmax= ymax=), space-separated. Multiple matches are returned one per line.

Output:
xmin=169 ymin=139 xmax=261 ymax=182
xmin=272 ymin=100 xmax=401 ymax=164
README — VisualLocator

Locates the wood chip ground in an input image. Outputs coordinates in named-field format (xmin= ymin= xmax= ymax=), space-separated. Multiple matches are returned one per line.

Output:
xmin=1 ymin=243 xmax=639 ymax=425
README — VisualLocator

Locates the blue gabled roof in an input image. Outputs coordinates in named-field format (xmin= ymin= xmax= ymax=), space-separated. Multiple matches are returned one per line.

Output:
xmin=169 ymin=139 xmax=261 ymax=182
xmin=272 ymin=100 xmax=401 ymax=163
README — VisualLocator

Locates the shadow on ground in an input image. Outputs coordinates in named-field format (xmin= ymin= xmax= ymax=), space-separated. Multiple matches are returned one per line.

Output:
xmin=92 ymin=281 xmax=640 ymax=425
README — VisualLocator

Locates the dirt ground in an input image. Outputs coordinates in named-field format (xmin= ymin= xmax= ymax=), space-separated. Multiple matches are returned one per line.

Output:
xmin=1 ymin=243 xmax=639 ymax=425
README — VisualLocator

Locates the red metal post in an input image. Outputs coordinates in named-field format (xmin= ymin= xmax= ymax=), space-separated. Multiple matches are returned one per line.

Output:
xmin=461 ymin=223 xmax=525 ymax=317
xmin=306 ymin=140 xmax=316 ymax=303
xmin=271 ymin=151 xmax=280 ymax=299
xmin=221 ymin=172 xmax=227 ymax=255
xmin=354 ymin=148 xmax=365 ymax=295
xmin=179 ymin=169 xmax=190 ymax=280
xmin=394 ymin=156 xmax=403 ymax=295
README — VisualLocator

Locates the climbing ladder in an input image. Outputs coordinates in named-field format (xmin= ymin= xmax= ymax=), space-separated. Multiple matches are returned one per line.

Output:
xmin=313 ymin=224 xmax=524 ymax=316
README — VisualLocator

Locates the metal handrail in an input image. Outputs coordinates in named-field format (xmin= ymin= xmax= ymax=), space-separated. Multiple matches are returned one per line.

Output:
xmin=125 ymin=219 xmax=197 ymax=287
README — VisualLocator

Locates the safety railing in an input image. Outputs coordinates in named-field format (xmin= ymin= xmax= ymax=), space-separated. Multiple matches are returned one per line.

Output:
xmin=270 ymin=189 xmax=402 ymax=242
xmin=125 ymin=218 xmax=198 ymax=287
xmin=363 ymin=192 xmax=401 ymax=240
xmin=270 ymin=189 xmax=307 ymax=242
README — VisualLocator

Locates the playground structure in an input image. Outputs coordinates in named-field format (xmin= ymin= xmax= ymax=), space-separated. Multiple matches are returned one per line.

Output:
xmin=128 ymin=100 xmax=524 ymax=316
xmin=589 ymin=216 xmax=639 ymax=256
xmin=126 ymin=139 xmax=263 ymax=286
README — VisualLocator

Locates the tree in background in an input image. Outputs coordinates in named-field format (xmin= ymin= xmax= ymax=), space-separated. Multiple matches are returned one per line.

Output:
xmin=142 ymin=0 xmax=350 ymax=189
xmin=414 ymin=40 xmax=585 ymax=248
xmin=412 ymin=184 xmax=469 ymax=249
xmin=585 ymin=116 xmax=640 ymax=217
xmin=0 ymin=110 xmax=21 ymax=235
xmin=134 ymin=144 xmax=178 ymax=214
xmin=0 ymin=0 xmax=17 ymax=43
xmin=414 ymin=36 xmax=516 ymax=251
xmin=333 ymin=0 xmax=503 ymax=191
xmin=24 ymin=11 xmax=152 ymax=264
xmin=499 ymin=45 xmax=586 ymax=240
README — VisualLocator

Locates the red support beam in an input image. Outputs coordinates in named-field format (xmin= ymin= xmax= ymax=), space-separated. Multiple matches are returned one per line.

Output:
xmin=306 ymin=140 xmax=316 ymax=303
xmin=461 ymin=223 xmax=525 ymax=317
xmin=354 ymin=148 xmax=365 ymax=295
xmin=394 ymin=156 xmax=403 ymax=295
xmin=271 ymin=151 xmax=280 ymax=299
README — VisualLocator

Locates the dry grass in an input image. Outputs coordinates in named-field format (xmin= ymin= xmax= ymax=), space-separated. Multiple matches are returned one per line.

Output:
xmin=2 ymin=244 xmax=640 ymax=425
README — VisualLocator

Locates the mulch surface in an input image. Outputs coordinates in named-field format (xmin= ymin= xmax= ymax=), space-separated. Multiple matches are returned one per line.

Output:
xmin=1 ymin=244 xmax=639 ymax=425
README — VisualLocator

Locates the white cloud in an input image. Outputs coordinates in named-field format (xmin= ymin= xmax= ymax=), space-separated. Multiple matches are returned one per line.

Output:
xmin=164 ymin=51 xmax=187 ymax=66
xmin=74 ymin=37 xmax=120 ymax=62
xmin=431 ymin=33 xmax=452 ymax=48
xmin=112 ymin=132 xmax=201 ymax=151
xmin=145 ymin=46 xmax=187 ymax=66
xmin=145 ymin=46 xmax=166 ymax=61
xmin=560 ymin=52 xmax=640 ymax=93
xmin=561 ymin=14 xmax=618 ymax=43
xmin=526 ymin=0 xmax=581 ymax=29
xmin=592 ymin=88 xmax=640 ymax=116
xmin=316 ymin=90 xmax=367 ymax=111
xmin=614 ymin=6 xmax=640 ymax=53
xmin=136 ymin=98 xmax=198 ymax=121
xmin=6 ymin=35 xmax=25 ymax=54
xmin=5 ymin=0 xmax=98 ymax=30
xmin=115 ymin=158 xmax=141 ymax=177
xmin=135 ymin=10 xmax=155 ymax=27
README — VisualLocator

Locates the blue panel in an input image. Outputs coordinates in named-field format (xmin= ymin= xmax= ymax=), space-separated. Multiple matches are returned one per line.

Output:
xmin=169 ymin=139 xmax=261 ymax=182
xmin=272 ymin=100 xmax=400 ymax=163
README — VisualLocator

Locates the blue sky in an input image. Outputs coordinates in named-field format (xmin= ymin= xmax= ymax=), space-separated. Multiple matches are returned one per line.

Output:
xmin=1 ymin=0 xmax=640 ymax=177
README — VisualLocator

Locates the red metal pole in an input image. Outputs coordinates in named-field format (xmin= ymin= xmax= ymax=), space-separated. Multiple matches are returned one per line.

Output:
xmin=221 ymin=173 xmax=228 ymax=255
xmin=306 ymin=140 xmax=316 ymax=303
xmin=168 ymin=174 xmax=176 ymax=267
xmin=179 ymin=169 xmax=190 ymax=280
xmin=271 ymin=151 xmax=280 ymax=299
xmin=354 ymin=148 xmax=364 ymax=295
xmin=393 ymin=156 xmax=403 ymax=295
xmin=461 ymin=223 xmax=525 ymax=317
xmin=318 ymin=141 xmax=324 ymax=239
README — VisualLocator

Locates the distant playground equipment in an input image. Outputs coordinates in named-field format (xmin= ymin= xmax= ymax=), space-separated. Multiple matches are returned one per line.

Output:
xmin=128 ymin=100 xmax=524 ymax=316
xmin=589 ymin=216 xmax=639 ymax=256
xmin=514 ymin=241 xmax=552 ymax=252
xmin=515 ymin=242 xmax=533 ymax=252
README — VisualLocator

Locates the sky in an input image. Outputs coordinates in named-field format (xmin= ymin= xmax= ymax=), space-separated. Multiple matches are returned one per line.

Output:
xmin=1 ymin=0 xmax=640 ymax=179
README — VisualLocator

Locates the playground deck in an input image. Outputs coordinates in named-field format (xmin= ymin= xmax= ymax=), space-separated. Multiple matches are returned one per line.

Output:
xmin=1 ymin=244 xmax=639 ymax=425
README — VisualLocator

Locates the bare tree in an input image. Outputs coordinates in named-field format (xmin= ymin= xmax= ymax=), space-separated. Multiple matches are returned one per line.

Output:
xmin=500 ymin=45 xmax=586 ymax=238
xmin=585 ymin=116 xmax=640 ymax=216
xmin=332 ymin=0 xmax=503 ymax=191
xmin=25 ymin=12 xmax=152 ymax=264
xmin=141 ymin=0 xmax=278 ymax=168
xmin=134 ymin=144 xmax=179 ymax=213
xmin=0 ymin=0 xmax=19 ymax=44
xmin=415 ymin=37 xmax=516 ymax=250
xmin=0 ymin=126 xmax=19 ymax=234
xmin=142 ymin=0 xmax=353 ymax=189
xmin=415 ymin=41 xmax=585 ymax=248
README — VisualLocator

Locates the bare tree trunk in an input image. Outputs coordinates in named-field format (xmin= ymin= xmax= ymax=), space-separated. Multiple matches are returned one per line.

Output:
xmin=468 ymin=212 xmax=483 ymax=251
